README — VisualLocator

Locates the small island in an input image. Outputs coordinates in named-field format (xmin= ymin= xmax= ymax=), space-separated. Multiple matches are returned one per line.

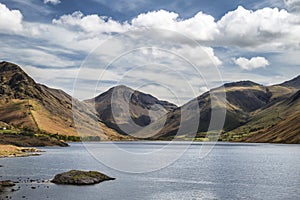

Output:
xmin=51 ymin=170 xmax=115 ymax=185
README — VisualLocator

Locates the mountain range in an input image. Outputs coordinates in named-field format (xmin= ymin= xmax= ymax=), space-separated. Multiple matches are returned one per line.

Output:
xmin=0 ymin=61 xmax=299 ymax=144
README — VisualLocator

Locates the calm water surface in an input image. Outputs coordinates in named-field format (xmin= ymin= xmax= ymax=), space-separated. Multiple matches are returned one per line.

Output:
xmin=0 ymin=142 xmax=299 ymax=200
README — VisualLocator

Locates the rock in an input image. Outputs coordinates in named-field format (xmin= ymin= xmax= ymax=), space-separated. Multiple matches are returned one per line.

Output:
xmin=0 ymin=180 xmax=15 ymax=187
xmin=51 ymin=170 xmax=115 ymax=185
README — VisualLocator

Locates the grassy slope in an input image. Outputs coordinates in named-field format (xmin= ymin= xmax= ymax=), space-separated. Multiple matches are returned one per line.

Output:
xmin=0 ymin=98 xmax=130 ymax=142
xmin=226 ymin=89 xmax=300 ymax=143
xmin=29 ymin=99 xmax=77 ymax=136
xmin=0 ymin=100 xmax=37 ymax=130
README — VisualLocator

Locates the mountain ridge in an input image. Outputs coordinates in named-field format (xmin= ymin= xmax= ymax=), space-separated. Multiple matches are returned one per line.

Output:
xmin=0 ymin=61 xmax=299 ymax=144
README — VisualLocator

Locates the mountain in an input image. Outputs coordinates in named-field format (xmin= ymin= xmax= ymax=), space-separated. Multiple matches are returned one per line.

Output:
xmin=0 ymin=61 xmax=127 ymax=141
xmin=145 ymin=77 xmax=299 ymax=143
xmin=85 ymin=85 xmax=177 ymax=137
xmin=224 ymin=75 xmax=300 ymax=143
xmin=146 ymin=81 xmax=274 ymax=139
xmin=227 ymin=89 xmax=300 ymax=143
xmin=1 ymin=61 xmax=299 ymax=144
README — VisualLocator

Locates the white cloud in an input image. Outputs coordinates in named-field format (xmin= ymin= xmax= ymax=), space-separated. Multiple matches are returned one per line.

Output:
xmin=216 ymin=6 xmax=300 ymax=50
xmin=0 ymin=3 xmax=23 ymax=33
xmin=234 ymin=56 xmax=269 ymax=70
xmin=53 ymin=11 xmax=129 ymax=35
xmin=44 ymin=0 xmax=61 ymax=5
xmin=1 ymin=4 xmax=299 ymax=54
xmin=54 ymin=9 xmax=218 ymax=41
xmin=51 ymin=7 xmax=300 ymax=51
xmin=131 ymin=10 xmax=218 ymax=41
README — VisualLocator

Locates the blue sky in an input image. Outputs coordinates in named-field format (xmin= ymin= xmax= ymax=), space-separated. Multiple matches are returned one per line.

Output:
xmin=0 ymin=0 xmax=287 ymax=21
xmin=0 ymin=0 xmax=299 ymax=103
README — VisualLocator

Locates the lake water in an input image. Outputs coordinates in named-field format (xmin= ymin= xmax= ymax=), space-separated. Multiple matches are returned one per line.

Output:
xmin=0 ymin=142 xmax=299 ymax=200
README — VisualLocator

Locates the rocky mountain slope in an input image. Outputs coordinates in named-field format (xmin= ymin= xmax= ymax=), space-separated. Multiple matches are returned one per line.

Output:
xmin=0 ymin=61 xmax=127 ymax=141
xmin=85 ymin=85 xmax=177 ymax=137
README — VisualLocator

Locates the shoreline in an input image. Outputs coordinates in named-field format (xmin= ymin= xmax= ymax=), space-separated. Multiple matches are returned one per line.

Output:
xmin=1 ymin=140 xmax=298 ymax=159
xmin=0 ymin=145 xmax=42 ymax=158
xmin=70 ymin=140 xmax=300 ymax=145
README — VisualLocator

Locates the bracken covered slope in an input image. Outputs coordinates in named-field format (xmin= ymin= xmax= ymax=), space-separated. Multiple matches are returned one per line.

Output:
xmin=0 ymin=61 xmax=127 ymax=140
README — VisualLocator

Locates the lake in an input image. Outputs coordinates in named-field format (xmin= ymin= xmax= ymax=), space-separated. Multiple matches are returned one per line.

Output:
xmin=0 ymin=142 xmax=299 ymax=200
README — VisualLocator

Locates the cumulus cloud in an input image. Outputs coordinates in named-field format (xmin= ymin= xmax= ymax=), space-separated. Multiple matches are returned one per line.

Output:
xmin=53 ymin=11 xmax=129 ymax=35
xmin=216 ymin=6 xmax=300 ymax=50
xmin=131 ymin=10 xmax=218 ymax=41
xmin=44 ymin=0 xmax=61 ymax=5
xmin=52 ymin=7 xmax=300 ymax=51
xmin=53 ymin=9 xmax=218 ymax=41
xmin=0 ymin=3 xmax=23 ymax=33
xmin=234 ymin=56 xmax=269 ymax=70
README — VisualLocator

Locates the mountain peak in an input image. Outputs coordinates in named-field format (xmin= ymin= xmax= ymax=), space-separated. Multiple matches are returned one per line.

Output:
xmin=0 ymin=61 xmax=37 ymax=99
xmin=223 ymin=80 xmax=260 ymax=88
xmin=112 ymin=85 xmax=132 ymax=90
xmin=87 ymin=84 xmax=177 ymax=135
xmin=0 ymin=61 xmax=24 ymax=73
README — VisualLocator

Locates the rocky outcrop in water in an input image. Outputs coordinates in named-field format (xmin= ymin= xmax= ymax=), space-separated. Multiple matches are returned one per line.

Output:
xmin=51 ymin=170 xmax=115 ymax=185
xmin=0 ymin=180 xmax=15 ymax=187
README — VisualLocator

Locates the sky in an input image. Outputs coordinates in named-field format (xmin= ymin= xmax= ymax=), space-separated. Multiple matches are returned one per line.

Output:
xmin=0 ymin=0 xmax=300 ymax=104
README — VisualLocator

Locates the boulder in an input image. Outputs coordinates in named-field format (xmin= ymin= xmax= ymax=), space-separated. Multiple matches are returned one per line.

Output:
xmin=51 ymin=170 xmax=115 ymax=185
